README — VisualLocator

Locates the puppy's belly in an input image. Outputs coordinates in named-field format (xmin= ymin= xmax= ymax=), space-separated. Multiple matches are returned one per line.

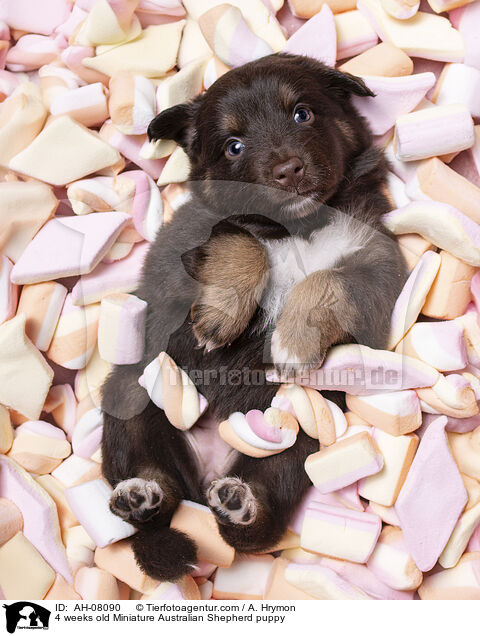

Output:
xmin=184 ymin=410 xmax=238 ymax=489
xmin=258 ymin=210 xmax=374 ymax=328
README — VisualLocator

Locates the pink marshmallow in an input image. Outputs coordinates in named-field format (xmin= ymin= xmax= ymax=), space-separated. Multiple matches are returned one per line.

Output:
xmin=11 ymin=212 xmax=131 ymax=285
xmin=395 ymin=416 xmax=468 ymax=571
xmin=0 ymin=0 xmax=71 ymax=36
xmin=450 ymin=4 xmax=480 ymax=70
xmin=44 ymin=383 xmax=78 ymax=440
xmin=50 ymin=82 xmax=109 ymax=128
xmin=72 ymin=402 xmax=103 ymax=459
xmin=98 ymin=293 xmax=147 ymax=364
xmin=283 ymin=5 xmax=336 ymax=66
xmin=122 ymin=170 xmax=163 ymax=241
xmin=71 ymin=241 xmax=149 ymax=305
xmin=6 ymin=34 xmax=62 ymax=72
xmin=352 ymin=72 xmax=435 ymax=136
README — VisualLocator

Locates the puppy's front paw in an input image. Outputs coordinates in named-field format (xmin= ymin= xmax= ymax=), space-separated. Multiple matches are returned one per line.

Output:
xmin=270 ymin=322 xmax=326 ymax=378
xmin=110 ymin=478 xmax=163 ymax=523
xmin=191 ymin=300 xmax=237 ymax=351
xmin=207 ymin=477 xmax=257 ymax=526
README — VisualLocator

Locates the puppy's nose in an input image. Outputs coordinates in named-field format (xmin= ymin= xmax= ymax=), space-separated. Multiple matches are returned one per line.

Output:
xmin=272 ymin=157 xmax=305 ymax=187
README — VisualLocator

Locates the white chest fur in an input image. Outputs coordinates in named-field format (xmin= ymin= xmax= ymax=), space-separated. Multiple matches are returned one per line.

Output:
xmin=258 ymin=211 xmax=374 ymax=329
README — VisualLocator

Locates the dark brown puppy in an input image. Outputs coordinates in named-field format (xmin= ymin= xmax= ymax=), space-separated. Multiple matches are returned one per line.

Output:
xmin=101 ymin=54 xmax=407 ymax=581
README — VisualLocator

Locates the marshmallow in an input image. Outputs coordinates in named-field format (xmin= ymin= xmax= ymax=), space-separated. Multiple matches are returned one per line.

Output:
xmin=198 ymin=4 xmax=273 ymax=68
xmin=98 ymin=293 xmax=147 ymax=364
xmin=143 ymin=576 xmax=201 ymax=600
xmin=450 ymin=125 xmax=480 ymax=188
xmin=203 ymin=56 xmax=231 ymax=90
xmin=394 ymin=104 xmax=474 ymax=162
xmin=38 ymin=63 xmax=83 ymax=109
xmin=396 ymin=321 xmax=467 ymax=372
xmin=74 ymin=345 xmax=111 ymax=406
xmin=386 ymin=172 xmax=411 ymax=210
xmin=6 ymin=34 xmax=61 ymax=72
xmin=0 ymin=405 xmax=13 ymax=453
xmin=395 ymin=416 xmax=468 ymax=571
xmin=157 ymin=146 xmax=191 ymax=186
xmin=67 ymin=176 xmax=131 ymax=215
xmin=11 ymin=212 xmax=131 ymax=285
xmin=45 ymin=573 xmax=80 ymax=599
xmin=263 ymin=557 xmax=317 ymax=600
xmin=52 ymin=454 xmax=102 ymax=488
xmin=387 ymin=250 xmax=441 ymax=349
xmin=422 ymin=251 xmax=476 ymax=320
xmin=17 ymin=282 xmax=67 ymax=351
xmin=380 ymin=0 xmax=419 ymax=19
xmin=272 ymin=384 xmax=336 ymax=442
xmin=9 ymin=116 xmax=122 ymax=186
xmin=334 ymin=10 xmax=378 ymax=60
xmin=0 ymin=255 xmax=17 ymax=324
xmin=61 ymin=45 xmax=110 ymax=86
xmin=35 ymin=474 xmax=78 ymax=539
xmin=83 ymin=22 xmax=185 ymax=77
xmin=0 ymin=0 xmax=70 ymax=36
xmin=95 ymin=539 xmax=158 ymax=594
xmin=0 ymin=180 xmax=58 ymax=262
xmin=108 ymin=72 xmax=156 ymax=135
xmin=65 ymin=525 xmax=96 ymax=573
xmin=139 ymin=352 xmax=209 ymax=431
xmin=170 ymin=500 xmax=235 ymax=568
xmin=358 ymin=428 xmax=419 ymax=505
xmin=304 ymin=432 xmax=383 ymax=493
xmin=418 ymin=552 xmax=480 ymax=599
xmin=0 ymin=314 xmax=53 ymax=420
xmin=367 ymin=526 xmax=422 ymax=590
xmin=439 ymin=475 xmax=480 ymax=568
xmin=283 ymin=5 xmax=336 ymax=66
xmin=75 ymin=566 xmax=121 ymax=600
xmin=219 ymin=407 xmax=299 ymax=458
xmin=433 ymin=63 xmax=480 ymax=118
xmin=100 ymin=121 xmax=167 ymax=180
xmin=407 ymin=158 xmax=480 ymax=225
xmin=0 ymin=498 xmax=22 ymax=546
xmin=161 ymin=182 xmax=191 ymax=223
xmin=300 ymin=502 xmax=382 ymax=563
xmin=0 ymin=82 xmax=47 ymax=166
xmin=50 ymin=82 xmax=109 ymax=128
xmin=352 ymin=72 xmax=435 ymax=136
xmin=0 ymin=531 xmax=56 ymax=599
xmin=450 ymin=3 xmax=480 ymax=70
xmin=72 ymin=397 xmax=103 ymax=459
xmin=456 ymin=305 xmax=480 ymax=368
xmin=120 ymin=170 xmax=163 ymax=241
xmin=0 ymin=455 xmax=71 ymax=582
xmin=8 ymin=421 xmax=71 ymax=475
xmin=44 ymin=384 xmax=78 ymax=440
xmin=297 ymin=343 xmax=440 ymax=395
xmin=339 ymin=42 xmax=413 ymax=77
xmin=212 ymin=555 xmax=274 ymax=600
xmin=66 ymin=479 xmax=136 ymax=548
xmin=156 ymin=57 xmax=209 ymax=113
xmin=357 ymin=0 xmax=465 ymax=62
xmin=448 ymin=428 xmax=480 ymax=481
xmin=284 ymin=562 xmax=372 ymax=599
xmin=384 ymin=202 xmax=480 ymax=268
xmin=367 ymin=501 xmax=401 ymax=526
xmin=396 ymin=234 xmax=432 ymax=271
xmin=46 ymin=295 xmax=101 ymax=370
xmin=287 ymin=0 xmax=356 ymax=16
xmin=73 ymin=0 xmax=141 ymax=47
xmin=419 ymin=373 xmax=478 ymax=417
xmin=177 ymin=18 xmax=213 ymax=70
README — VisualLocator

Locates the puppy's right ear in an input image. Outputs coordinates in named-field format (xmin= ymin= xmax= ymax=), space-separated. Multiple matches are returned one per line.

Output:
xmin=147 ymin=95 xmax=204 ymax=151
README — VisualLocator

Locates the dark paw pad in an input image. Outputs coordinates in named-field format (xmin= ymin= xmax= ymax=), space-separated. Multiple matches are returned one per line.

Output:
xmin=110 ymin=478 xmax=163 ymax=522
xmin=207 ymin=477 xmax=257 ymax=526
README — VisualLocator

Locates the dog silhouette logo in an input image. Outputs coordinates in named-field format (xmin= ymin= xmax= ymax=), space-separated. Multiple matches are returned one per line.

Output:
xmin=3 ymin=602 xmax=51 ymax=633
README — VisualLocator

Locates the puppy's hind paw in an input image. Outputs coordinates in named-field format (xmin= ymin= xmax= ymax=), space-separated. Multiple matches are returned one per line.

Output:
xmin=110 ymin=478 xmax=163 ymax=523
xmin=207 ymin=477 xmax=257 ymax=526
xmin=270 ymin=328 xmax=323 ymax=378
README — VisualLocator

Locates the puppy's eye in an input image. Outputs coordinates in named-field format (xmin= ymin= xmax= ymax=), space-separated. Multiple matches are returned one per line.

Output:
xmin=294 ymin=106 xmax=314 ymax=124
xmin=225 ymin=139 xmax=245 ymax=158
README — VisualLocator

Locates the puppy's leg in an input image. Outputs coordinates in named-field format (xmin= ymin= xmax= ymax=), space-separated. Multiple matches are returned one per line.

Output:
xmin=191 ymin=232 xmax=269 ymax=350
xmin=271 ymin=231 xmax=407 ymax=374
xmin=102 ymin=366 xmax=202 ymax=580
xmin=206 ymin=429 xmax=317 ymax=552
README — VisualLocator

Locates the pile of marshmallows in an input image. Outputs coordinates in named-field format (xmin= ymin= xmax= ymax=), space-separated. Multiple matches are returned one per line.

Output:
xmin=1 ymin=0 xmax=480 ymax=603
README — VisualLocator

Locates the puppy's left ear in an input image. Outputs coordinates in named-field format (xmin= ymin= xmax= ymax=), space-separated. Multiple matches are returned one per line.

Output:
xmin=147 ymin=95 xmax=204 ymax=151
xmin=321 ymin=67 xmax=374 ymax=98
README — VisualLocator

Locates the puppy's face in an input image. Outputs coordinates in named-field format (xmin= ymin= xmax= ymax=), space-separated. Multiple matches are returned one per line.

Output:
xmin=149 ymin=54 xmax=374 ymax=222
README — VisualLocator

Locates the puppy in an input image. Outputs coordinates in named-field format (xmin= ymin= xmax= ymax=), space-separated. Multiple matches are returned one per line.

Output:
xmin=101 ymin=54 xmax=407 ymax=581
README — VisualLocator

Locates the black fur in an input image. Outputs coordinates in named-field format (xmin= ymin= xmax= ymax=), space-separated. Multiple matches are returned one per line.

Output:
xmin=102 ymin=54 xmax=407 ymax=581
